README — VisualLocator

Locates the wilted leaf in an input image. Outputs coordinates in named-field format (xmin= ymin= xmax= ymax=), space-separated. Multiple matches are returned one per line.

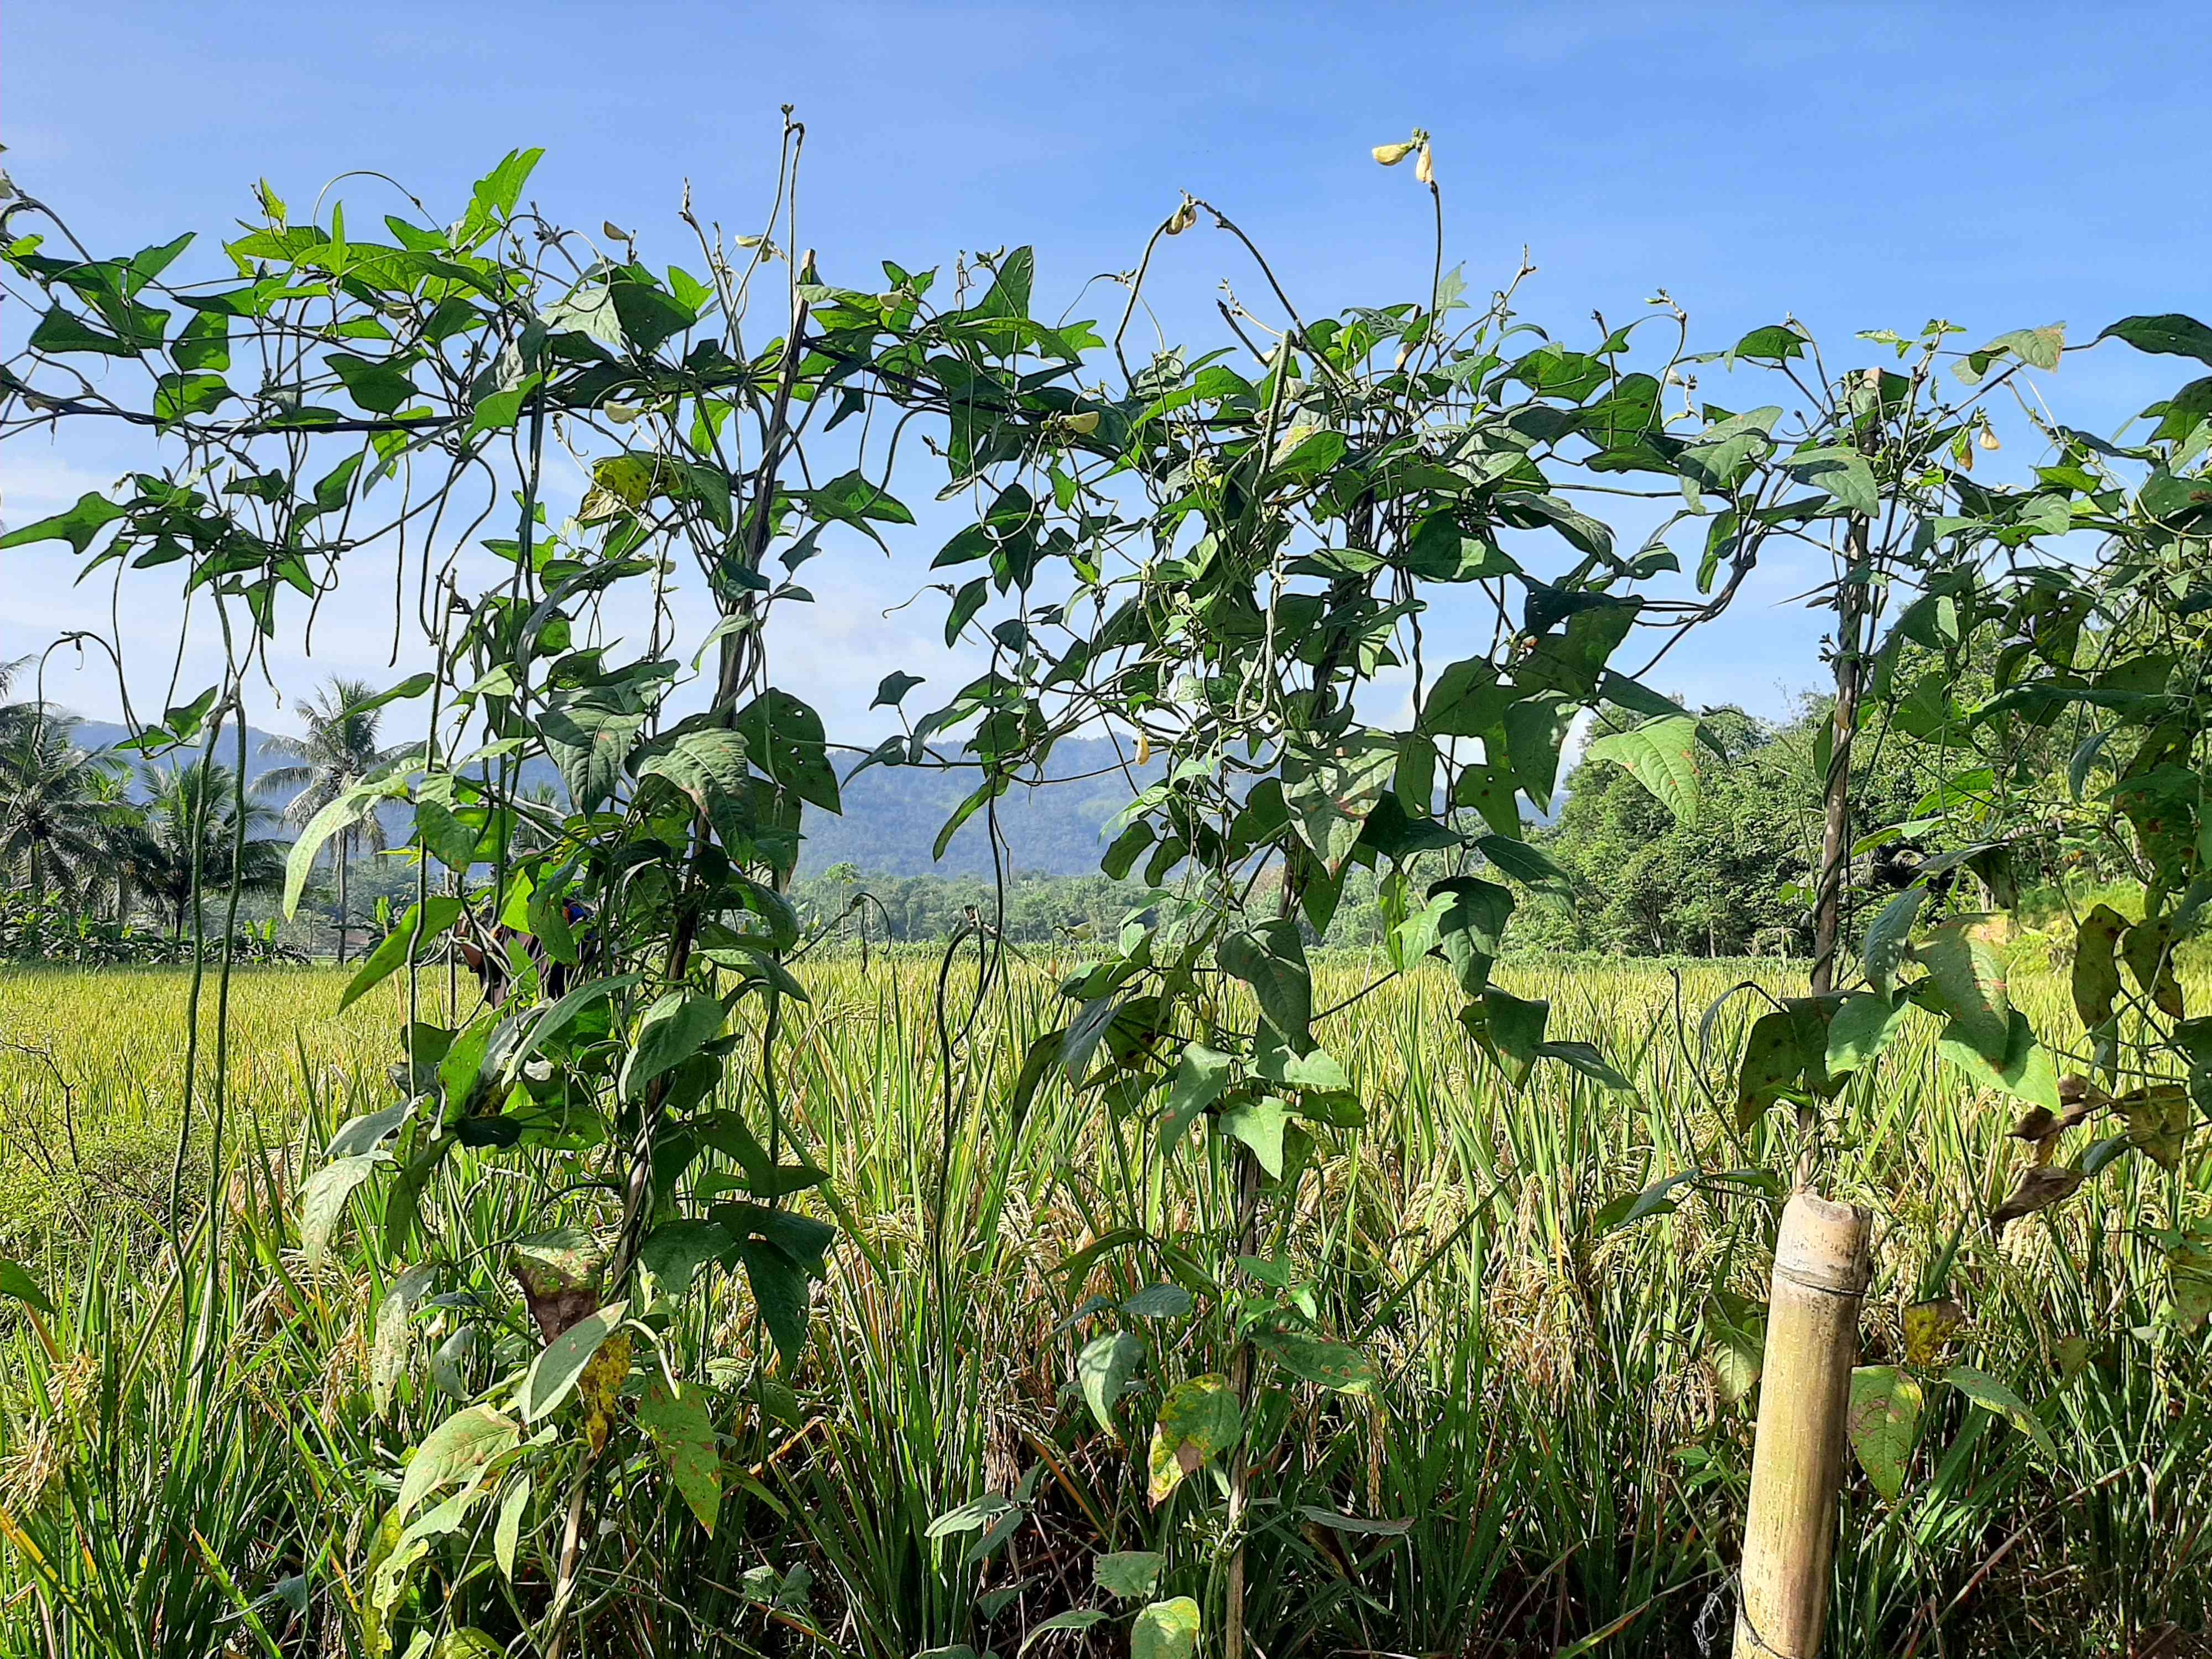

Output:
xmin=2117 ymin=1083 xmax=2191 ymax=1170
xmin=2159 ymin=1230 xmax=2212 ymax=1331
xmin=1990 ymin=1164 xmax=2084 ymax=1234
xmin=493 ymin=1474 xmax=531 ymax=1581
xmin=1147 ymin=1374 xmax=1240 ymax=1505
xmin=300 ymin=1154 xmax=382 ymax=1268
xmin=510 ymin=1229 xmax=604 ymax=1342
xmin=2122 ymin=916 xmax=2185 ymax=1019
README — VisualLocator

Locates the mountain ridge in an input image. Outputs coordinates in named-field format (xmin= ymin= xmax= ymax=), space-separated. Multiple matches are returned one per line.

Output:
xmin=60 ymin=716 xmax=1160 ymax=879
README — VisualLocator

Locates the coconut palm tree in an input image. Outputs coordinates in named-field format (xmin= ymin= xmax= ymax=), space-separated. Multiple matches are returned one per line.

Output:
xmin=0 ymin=712 xmax=123 ymax=902
xmin=83 ymin=765 xmax=153 ymax=927
xmin=257 ymin=677 xmax=408 ymax=961
xmin=0 ymin=655 xmax=46 ymax=751
xmin=137 ymin=760 xmax=290 ymax=937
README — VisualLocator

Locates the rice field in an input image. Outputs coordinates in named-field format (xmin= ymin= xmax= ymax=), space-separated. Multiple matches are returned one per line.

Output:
xmin=0 ymin=953 xmax=2206 ymax=1656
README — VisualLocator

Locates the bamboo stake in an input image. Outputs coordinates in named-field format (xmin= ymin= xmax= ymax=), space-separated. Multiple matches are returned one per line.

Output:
xmin=1734 ymin=1192 xmax=1872 ymax=1659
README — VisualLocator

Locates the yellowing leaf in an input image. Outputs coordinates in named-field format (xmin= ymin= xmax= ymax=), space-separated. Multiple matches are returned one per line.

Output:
xmin=639 ymin=1376 xmax=723 ymax=1534
xmin=578 ymin=1330 xmax=633 ymax=1456
xmin=1147 ymin=1374 xmax=1240 ymax=1505
xmin=591 ymin=453 xmax=659 ymax=509
xmin=1902 ymin=1297 xmax=1964 ymax=1367
xmin=1131 ymin=1597 xmax=1202 ymax=1659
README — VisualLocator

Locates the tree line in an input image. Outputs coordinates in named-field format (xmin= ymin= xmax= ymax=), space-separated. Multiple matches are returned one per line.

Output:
xmin=0 ymin=664 xmax=405 ymax=958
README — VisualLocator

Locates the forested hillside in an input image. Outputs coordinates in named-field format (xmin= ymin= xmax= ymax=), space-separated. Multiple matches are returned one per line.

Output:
xmin=71 ymin=718 xmax=1160 ymax=878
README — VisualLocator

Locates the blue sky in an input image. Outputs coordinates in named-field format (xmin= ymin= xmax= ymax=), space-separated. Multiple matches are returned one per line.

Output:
xmin=5 ymin=0 xmax=2207 ymax=738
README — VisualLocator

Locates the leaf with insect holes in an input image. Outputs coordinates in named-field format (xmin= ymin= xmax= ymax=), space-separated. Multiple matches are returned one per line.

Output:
xmin=1735 ymin=1008 xmax=1803 ymax=1128
xmin=1218 ymin=920 xmax=1311 ymax=1042
xmin=1863 ymin=886 xmax=1924 ymax=993
xmin=1256 ymin=1329 xmax=1375 ymax=1394
xmin=2072 ymin=904 xmax=2127 ymax=1029
xmin=622 ymin=989 xmax=724 ymax=1100
xmin=1160 ymin=1044 xmax=1232 ymax=1146
xmin=1827 ymin=991 xmax=1910 ymax=1076
xmin=2098 ymin=313 xmax=2212 ymax=365
xmin=1218 ymin=1095 xmax=1290 ymax=1178
xmin=1787 ymin=445 xmax=1878 ymax=515
xmin=1281 ymin=733 xmax=1399 ymax=875
xmin=395 ymin=1406 xmax=520 ymax=1524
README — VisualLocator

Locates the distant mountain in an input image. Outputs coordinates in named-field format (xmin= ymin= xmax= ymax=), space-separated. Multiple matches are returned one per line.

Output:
xmin=71 ymin=718 xmax=299 ymax=790
xmin=58 ymin=716 xmax=1543 ymax=879
xmin=802 ymin=735 xmax=1162 ymax=878
xmin=59 ymin=716 xmax=1158 ymax=879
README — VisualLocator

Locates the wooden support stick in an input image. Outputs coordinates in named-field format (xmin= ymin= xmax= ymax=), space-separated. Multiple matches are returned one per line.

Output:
xmin=1734 ymin=1192 xmax=1871 ymax=1659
